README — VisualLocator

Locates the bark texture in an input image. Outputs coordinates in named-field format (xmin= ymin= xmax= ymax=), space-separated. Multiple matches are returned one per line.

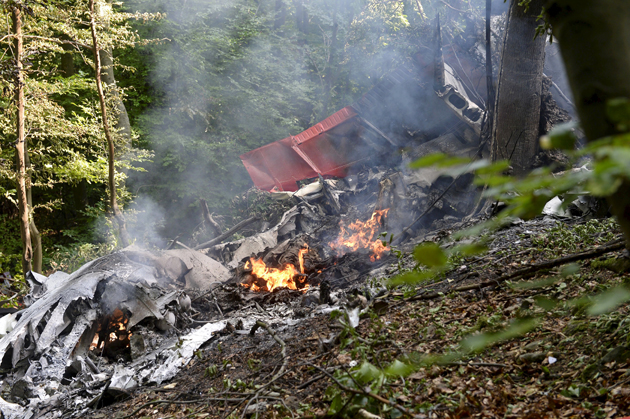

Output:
xmin=25 ymin=146 xmax=42 ymax=273
xmin=97 ymin=0 xmax=131 ymax=145
xmin=492 ymin=0 xmax=546 ymax=176
xmin=99 ymin=49 xmax=132 ymax=143
xmin=90 ymin=0 xmax=130 ymax=247
xmin=545 ymin=0 xmax=630 ymax=247
xmin=12 ymin=7 xmax=32 ymax=275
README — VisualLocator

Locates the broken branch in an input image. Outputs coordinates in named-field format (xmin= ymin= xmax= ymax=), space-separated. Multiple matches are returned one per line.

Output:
xmin=410 ymin=238 xmax=626 ymax=301
xmin=194 ymin=216 xmax=259 ymax=250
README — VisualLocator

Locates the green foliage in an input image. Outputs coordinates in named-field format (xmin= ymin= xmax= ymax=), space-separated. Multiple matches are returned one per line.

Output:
xmin=531 ymin=219 xmax=618 ymax=257
xmin=0 ymin=215 xmax=23 ymax=274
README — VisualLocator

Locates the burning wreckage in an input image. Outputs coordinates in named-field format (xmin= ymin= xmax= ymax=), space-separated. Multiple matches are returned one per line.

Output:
xmin=0 ymin=34 xmax=571 ymax=418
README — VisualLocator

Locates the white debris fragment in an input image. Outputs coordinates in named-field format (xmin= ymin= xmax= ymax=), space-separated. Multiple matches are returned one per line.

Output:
xmin=543 ymin=196 xmax=568 ymax=217
xmin=110 ymin=365 xmax=138 ymax=392
xmin=149 ymin=320 xmax=226 ymax=384
xmin=548 ymin=356 xmax=557 ymax=365
xmin=0 ymin=396 xmax=25 ymax=419
xmin=346 ymin=307 xmax=360 ymax=328
xmin=0 ymin=313 xmax=17 ymax=337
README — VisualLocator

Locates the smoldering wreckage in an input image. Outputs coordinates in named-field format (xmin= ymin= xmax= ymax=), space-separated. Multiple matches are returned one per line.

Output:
xmin=0 ymin=25 xmax=578 ymax=419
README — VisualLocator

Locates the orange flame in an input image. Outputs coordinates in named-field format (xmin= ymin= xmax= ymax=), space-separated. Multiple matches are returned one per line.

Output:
xmin=330 ymin=209 xmax=390 ymax=262
xmin=243 ymin=246 xmax=310 ymax=292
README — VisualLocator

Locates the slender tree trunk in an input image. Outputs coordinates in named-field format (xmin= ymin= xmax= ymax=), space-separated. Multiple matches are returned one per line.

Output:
xmin=24 ymin=145 xmax=42 ymax=273
xmin=294 ymin=0 xmax=308 ymax=34
xmin=491 ymin=0 xmax=546 ymax=176
xmin=89 ymin=0 xmax=130 ymax=247
xmin=545 ymin=0 xmax=630 ymax=247
xmin=12 ymin=7 xmax=32 ymax=274
xmin=99 ymin=49 xmax=132 ymax=144
xmin=60 ymin=35 xmax=76 ymax=77
xmin=96 ymin=0 xmax=132 ymax=146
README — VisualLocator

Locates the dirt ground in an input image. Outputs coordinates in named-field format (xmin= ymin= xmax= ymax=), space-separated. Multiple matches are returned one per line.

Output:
xmin=97 ymin=216 xmax=630 ymax=419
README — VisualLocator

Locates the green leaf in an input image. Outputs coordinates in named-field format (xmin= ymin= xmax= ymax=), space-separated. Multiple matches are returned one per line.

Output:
xmin=453 ymin=242 xmax=488 ymax=257
xmin=388 ymin=270 xmax=435 ymax=286
xmin=328 ymin=393 xmax=343 ymax=415
xmin=539 ymin=121 xmax=578 ymax=150
xmin=384 ymin=360 xmax=415 ymax=377
xmin=413 ymin=242 xmax=447 ymax=268
xmin=560 ymin=263 xmax=580 ymax=278
xmin=607 ymin=97 xmax=630 ymax=131
xmin=408 ymin=153 xmax=470 ymax=169
xmin=534 ymin=296 xmax=558 ymax=311
xmin=587 ymin=286 xmax=630 ymax=315
xmin=353 ymin=362 xmax=382 ymax=384
xmin=461 ymin=318 xmax=540 ymax=353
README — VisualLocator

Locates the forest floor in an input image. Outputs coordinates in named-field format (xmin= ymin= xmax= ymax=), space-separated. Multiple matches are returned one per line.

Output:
xmin=97 ymin=216 xmax=630 ymax=419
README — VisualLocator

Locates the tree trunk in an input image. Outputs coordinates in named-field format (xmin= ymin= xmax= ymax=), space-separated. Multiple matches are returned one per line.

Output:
xmin=491 ymin=0 xmax=546 ymax=176
xmin=96 ymin=0 xmax=132 ymax=146
xmin=60 ymin=35 xmax=76 ymax=77
xmin=294 ymin=0 xmax=308 ymax=34
xmin=25 ymin=145 xmax=42 ymax=273
xmin=12 ymin=7 xmax=32 ymax=275
xmin=99 ymin=49 xmax=132 ymax=144
xmin=89 ymin=0 xmax=130 ymax=248
xmin=545 ymin=0 xmax=630 ymax=247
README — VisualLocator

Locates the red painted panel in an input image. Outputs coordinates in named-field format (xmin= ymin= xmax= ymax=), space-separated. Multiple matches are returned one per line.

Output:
xmin=240 ymin=107 xmax=361 ymax=191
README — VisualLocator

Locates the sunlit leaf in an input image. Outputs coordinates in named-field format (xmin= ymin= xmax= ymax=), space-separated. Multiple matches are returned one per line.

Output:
xmin=409 ymin=153 xmax=470 ymax=169
xmin=453 ymin=242 xmax=488 ymax=257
